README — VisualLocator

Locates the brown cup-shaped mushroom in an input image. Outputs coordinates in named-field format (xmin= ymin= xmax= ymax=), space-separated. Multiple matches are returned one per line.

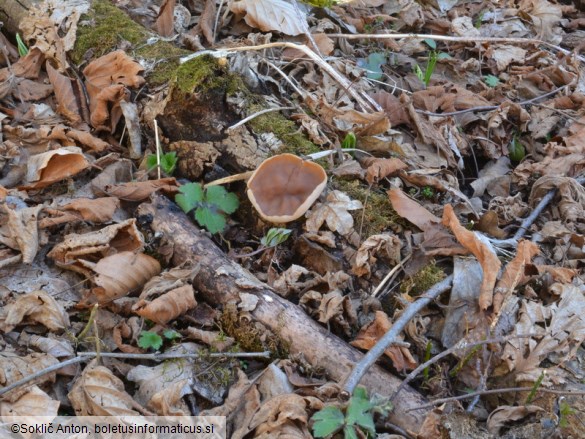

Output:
xmin=247 ymin=153 xmax=327 ymax=223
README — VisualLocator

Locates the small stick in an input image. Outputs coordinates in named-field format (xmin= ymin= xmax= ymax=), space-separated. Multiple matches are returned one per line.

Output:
xmin=325 ymin=33 xmax=585 ymax=64
xmin=407 ymin=386 xmax=585 ymax=412
xmin=227 ymin=106 xmax=296 ymax=132
xmin=343 ymin=274 xmax=454 ymax=395
xmin=154 ymin=119 xmax=161 ymax=180
xmin=0 ymin=350 xmax=271 ymax=398
xmin=371 ymin=254 xmax=412 ymax=298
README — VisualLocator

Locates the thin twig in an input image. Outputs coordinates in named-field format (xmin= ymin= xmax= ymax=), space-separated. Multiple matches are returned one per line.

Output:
xmin=343 ymin=274 xmax=454 ymax=395
xmin=392 ymin=333 xmax=538 ymax=400
xmin=154 ymin=119 xmax=161 ymax=180
xmin=326 ymin=33 xmax=585 ymax=64
xmin=407 ymin=386 xmax=585 ymax=412
xmin=227 ymin=106 xmax=296 ymax=132
xmin=0 ymin=351 xmax=271 ymax=398
xmin=371 ymin=254 xmax=412 ymax=298
xmin=414 ymin=85 xmax=569 ymax=117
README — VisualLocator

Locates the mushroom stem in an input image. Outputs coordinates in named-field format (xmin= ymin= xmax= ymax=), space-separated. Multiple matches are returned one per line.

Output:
xmin=205 ymin=171 xmax=254 ymax=187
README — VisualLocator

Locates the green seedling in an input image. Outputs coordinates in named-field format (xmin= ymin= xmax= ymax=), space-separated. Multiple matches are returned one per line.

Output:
xmin=16 ymin=33 xmax=28 ymax=57
xmin=146 ymin=151 xmax=178 ymax=176
xmin=176 ymin=182 xmax=239 ymax=234
xmin=311 ymin=387 xmax=391 ymax=438
xmin=423 ymin=341 xmax=432 ymax=381
xmin=261 ymin=227 xmax=292 ymax=248
xmin=163 ymin=329 xmax=181 ymax=341
xmin=414 ymin=50 xmax=438 ymax=88
xmin=508 ymin=134 xmax=526 ymax=163
xmin=421 ymin=186 xmax=434 ymax=199
xmin=358 ymin=52 xmax=386 ymax=80
xmin=138 ymin=331 xmax=163 ymax=351
xmin=484 ymin=74 xmax=500 ymax=88
xmin=341 ymin=132 xmax=357 ymax=150
xmin=525 ymin=370 xmax=545 ymax=404
xmin=559 ymin=399 xmax=575 ymax=428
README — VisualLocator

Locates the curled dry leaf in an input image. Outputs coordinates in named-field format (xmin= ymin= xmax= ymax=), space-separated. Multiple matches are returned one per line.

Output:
xmin=477 ymin=210 xmax=507 ymax=239
xmin=352 ymin=233 xmax=401 ymax=277
xmin=148 ymin=379 xmax=192 ymax=416
xmin=63 ymin=197 xmax=120 ymax=223
xmin=305 ymin=190 xmax=363 ymax=236
xmin=81 ymin=251 xmax=161 ymax=304
xmin=316 ymin=290 xmax=357 ymax=337
xmin=133 ymin=284 xmax=196 ymax=325
xmin=351 ymin=311 xmax=417 ymax=371
xmin=529 ymin=176 xmax=585 ymax=223
xmin=362 ymin=157 xmax=408 ymax=185
xmin=0 ymin=352 xmax=59 ymax=403
xmin=22 ymin=147 xmax=89 ymax=190
xmin=184 ymin=327 xmax=235 ymax=352
xmin=104 ymin=178 xmax=179 ymax=201
xmin=82 ymin=50 xmax=145 ymax=131
xmin=47 ymin=218 xmax=144 ymax=277
xmin=46 ymin=61 xmax=82 ymax=125
xmin=0 ymin=386 xmax=60 ymax=420
xmin=388 ymin=188 xmax=440 ymax=232
xmin=155 ymin=0 xmax=176 ymax=37
xmin=2 ymin=203 xmax=43 ymax=264
xmin=493 ymin=240 xmax=539 ymax=314
xmin=68 ymin=359 xmax=145 ymax=416
xmin=487 ymin=405 xmax=545 ymax=435
xmin=442 ymin=204 xmax=501 ymax=310
xmin=21 ymin=334 xmax=74 ymax=358
xmin=0 ymin=290 xmax=70 ymax=333
xmin=230 ymin=0 xmax=306 ymax=36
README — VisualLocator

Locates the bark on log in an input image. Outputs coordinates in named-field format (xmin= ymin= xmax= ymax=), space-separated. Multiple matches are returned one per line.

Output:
xmin=0 ymin=0 xmax=40 ymax=35
xmin=138 ymin=193 xmax=431 ymax=435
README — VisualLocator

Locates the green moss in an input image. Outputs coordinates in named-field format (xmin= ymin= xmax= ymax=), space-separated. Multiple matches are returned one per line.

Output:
xmin=219 ymin=303 xmax=287 ymax=359
xmin=72 ymin=0 xmax=190 ymax=86
xmin=400 ymin=261 xmax=446 ymax=296
xmin=333 ymin=178 xmax=405 ymax=236
xmin=247 ymin=104 xmax=320 ymax=157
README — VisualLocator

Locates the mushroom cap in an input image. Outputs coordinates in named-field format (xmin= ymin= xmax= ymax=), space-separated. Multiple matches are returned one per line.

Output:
xmin=247 ymin=153 xmax=327 ymax=223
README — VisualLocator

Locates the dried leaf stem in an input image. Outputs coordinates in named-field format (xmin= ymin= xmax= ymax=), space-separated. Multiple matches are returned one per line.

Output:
xmin=343 ymin=274 xmax=454 ymax=395
xmin=0 ymin=350 xmax=270 ymax=398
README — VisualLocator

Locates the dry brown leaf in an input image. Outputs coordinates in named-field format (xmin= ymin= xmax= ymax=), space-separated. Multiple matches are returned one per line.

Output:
xmin=155 ymin=0 xmax=176 ymax=37
xmin=371 ymin=89 xmax=411 ymax=127
xmin=352 ymin=234 xmax=401 ymax=277
xmin=47 ymin=218 xmax=143 ymax=276
xmin=11 ymin=47 xmax=44 ymax=79
xmin=497 ymin=284 xmax=585 ymax=383
xmin=477 ymin=210 xmax=507 ymax=239
xmin=388 ymin=188 xmax=440 ymax=231
xmin=104 ymin=178 xmax=179 ymax=201
xmin=0 ymin=386 xmax=60 ymax=419
xmin=2 ymin=203 xmax=43 ymax=264
xmin=148 ymin=379 xmax=191 ymax=416
xmin=519 ymin=0 xmax=563 ymax=44
xmin=317 ymin=290 xmax=357 ymax=337
xmin=362 ymin=157 xmax=408 ymax=184
xmin=133 ymin=284 xmax=196 ymax=324
xmin=199 ymin=0 xmax=217 ymax=44
xmin=412 ymin=84 xmax=491 ymax=114
xmin=487 ymin=405 xmax=545 ymax=435
xmin=19 ymin=14 xmax=68 ymax=70
xmin=305 ymin=190 xmax=363 ymax=236
xmin=63 ymin=197 xmax=120 ymax=223
xmin=529 ymin=176 xmax=585 ymax=223
xmin=0 ymin=290 xmax=70 ymax=333
xmin=83 ymin=251 xmax=161 ymax=304
xmin=0 ymin=352 xmax=59 ymax=403
xmin=47 ymin=125 xmax=109 ymax=153
xmin=493 ymin=240 xmax=539 ymax=314
xmin=69 ymin=359 xmax=145 ymax=416
xmin=46 ymin=61 xmax=82 ymax=124
xmin=351 ymin=311 xmax=417 ymax=371
xmin=442 ymin=204 xmax=501 ymax=310
xmin=230 ymin=0 xmax=306 ymax=36
xmin=184 ymin=327 xmax=235 ymax=351
xmin=22 ymin=147 xmax=88 ymax=190
xmin=486 ymin=45 xmax=527 ymax=71
xmin=83 ymin=51 xmax=145 ymax=131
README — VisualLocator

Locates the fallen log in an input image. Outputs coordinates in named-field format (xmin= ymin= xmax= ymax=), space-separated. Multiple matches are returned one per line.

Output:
xmin=137 ymin=193 xmax=431 ymax=435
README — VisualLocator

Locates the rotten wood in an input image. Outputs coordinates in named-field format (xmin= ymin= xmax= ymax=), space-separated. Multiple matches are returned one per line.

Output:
xmin=137 ymin=193 xmax=431 ymax=435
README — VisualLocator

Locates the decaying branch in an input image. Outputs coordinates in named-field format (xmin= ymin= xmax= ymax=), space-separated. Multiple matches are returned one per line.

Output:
xmin=137 ymin=193 xmax=431 ymax=435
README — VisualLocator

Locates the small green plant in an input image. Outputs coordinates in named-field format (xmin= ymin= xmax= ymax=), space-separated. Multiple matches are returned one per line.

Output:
xmin=414 ymin=50 xmax=438 ymax=87
xmin=423 ymin=341 xmax=432 ymax=381
xmin=559 ymin=398 xmax=575 ymax=428
xmin=163 ymin=329 xmax=181 ymax=341
xmin=146 ymin=151 xmax=178 ymax=176
xmin=176 ymin=183 xmax=239 ymax=234
xmin=341 ymin=132 xmax=357 ymax=150
xmin=525 ymin=370 xmax=546 ymax=404
xmin=261 ymin=227 xmax=292 ymax=248
xmin=484 ymin=74 xmax=500 ymax=88
xmin=508 ymin=134 xmax=526 ymax=163
xmin=474 ymin=10 xmax=485 ymax=29
xmin=311 ymin=387 xmax=391 ymax=438
xmin=15 ymin=33 xmax=28 ymax=57
xmin=359 ymin=52 xmax=386 ymax=80
xmin=421 ymin=186 xmax=434 ymax=199
xmin=138 ymin=331 xmax=163 ymax=350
